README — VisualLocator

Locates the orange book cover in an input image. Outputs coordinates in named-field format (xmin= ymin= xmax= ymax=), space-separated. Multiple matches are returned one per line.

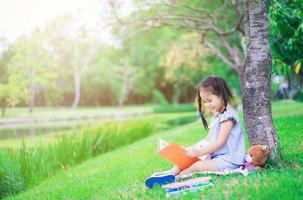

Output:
xmin=158 ymin=138 xmax=199 ymax=170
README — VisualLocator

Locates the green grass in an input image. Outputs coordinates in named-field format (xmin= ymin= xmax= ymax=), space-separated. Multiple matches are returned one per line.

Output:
xmin=0 ymin=112 xmax=198 ymax=198
xmin=4 ymin=100 xmax=303 ymax=199
xmin=0 ymin=118 xmax=159 ymax=198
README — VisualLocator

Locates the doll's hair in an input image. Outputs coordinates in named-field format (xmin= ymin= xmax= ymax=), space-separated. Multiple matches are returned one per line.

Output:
xmin=196 ymin=76 xmax=233 ymax=130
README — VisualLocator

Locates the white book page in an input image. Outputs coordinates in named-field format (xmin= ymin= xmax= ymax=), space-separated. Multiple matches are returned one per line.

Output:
xmin=158 ymin=137 xmax=169 ymax=152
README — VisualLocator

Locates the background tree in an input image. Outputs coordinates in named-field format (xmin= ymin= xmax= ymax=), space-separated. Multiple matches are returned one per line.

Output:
xmin=45 ymin=14 xmax=97 ymax=109
xmin=0 ymin=38 xmax=14 ymax=116
xmin=269 ymin=0 xmax=303 ymax=95
xmin=7 ymin=31 xmax=53 ymax=113
xmin=108 ymin=0 xmax=280 ymax=159
xmin=109 ymin=0 xmax=246 ymax=78
xmin=160 ymin=33 xmax=211 ymax=104
xmin=243 ymin=0 xmax=279 ymax=159
xmin=111 ymin=27 xmax=185 ymax=105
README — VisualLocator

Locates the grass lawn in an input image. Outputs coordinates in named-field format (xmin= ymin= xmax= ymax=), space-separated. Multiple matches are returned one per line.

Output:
xmin=4 ymin=100 xmax=303 ymax=200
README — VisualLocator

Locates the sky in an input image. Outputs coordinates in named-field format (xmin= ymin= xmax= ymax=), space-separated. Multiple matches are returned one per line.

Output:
xmin=0 ymin=0 xmax=123 ymax=44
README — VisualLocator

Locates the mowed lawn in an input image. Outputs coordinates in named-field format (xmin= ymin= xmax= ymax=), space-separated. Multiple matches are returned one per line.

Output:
xmin=5 ymin=100 xmax=303 ymax=200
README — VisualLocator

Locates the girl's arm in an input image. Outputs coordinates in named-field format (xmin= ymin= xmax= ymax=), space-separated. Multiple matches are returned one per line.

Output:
xmin=185 ymin=137 xmax=209 ymax=150
xmin=186 ymin=120 xmax=233 ymax=157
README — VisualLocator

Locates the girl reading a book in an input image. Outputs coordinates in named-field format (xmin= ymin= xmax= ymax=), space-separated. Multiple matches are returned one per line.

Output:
xmin=145 ymin=76 xmax=246 ymax=188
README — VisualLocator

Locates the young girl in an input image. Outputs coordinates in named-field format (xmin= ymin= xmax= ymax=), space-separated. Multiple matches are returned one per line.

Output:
xmin=145 ymin=76 xmax=246 ymax=188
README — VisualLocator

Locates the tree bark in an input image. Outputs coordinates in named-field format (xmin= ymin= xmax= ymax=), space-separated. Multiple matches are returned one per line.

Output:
xmin=243 ymin=0 xmax=279 ymax=159
xmin=71 ymin=50 xmax=94 ymax=110
xmin=71 ymin=71 xmax=81 ymax=110
xmin=1 ymin=101 xmax=6 ymax=116
xmin=300 ymin=72 xmax=303 ymax=91
xmin=118 ymin=68 xmax=131 ymax=107
xmin=29 ymin=67 xmax=35 ymax=113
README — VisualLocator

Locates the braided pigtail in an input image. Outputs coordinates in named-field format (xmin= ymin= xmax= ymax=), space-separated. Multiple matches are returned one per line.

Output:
xmin=197 ymin=88 xmax=208 ymax=130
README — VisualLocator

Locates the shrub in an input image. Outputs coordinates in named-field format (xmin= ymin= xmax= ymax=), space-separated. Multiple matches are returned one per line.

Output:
xmin=293 ymin=91 xmax=303 ymax=102
xmin=153 ymin=103 xmax=196 ymax=113
xmin=164 ymin=115 xmax=197 ymax=126
xmin=152 ymin=90 xmax=169 ymax=105
xmin=0 ymin=151 xmax=25 ymax=198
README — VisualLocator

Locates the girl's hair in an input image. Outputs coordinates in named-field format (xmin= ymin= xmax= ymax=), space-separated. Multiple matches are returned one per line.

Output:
xmin=197 ymin=76 xmax=233 ymax=130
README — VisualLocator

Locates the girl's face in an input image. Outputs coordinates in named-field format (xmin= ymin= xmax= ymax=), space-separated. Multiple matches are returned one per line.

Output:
xmin=200 ymin=88 xmax=225 ymax=114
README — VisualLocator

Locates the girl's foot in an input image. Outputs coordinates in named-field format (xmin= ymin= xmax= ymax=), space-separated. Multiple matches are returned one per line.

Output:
xmin=145 ymin=173 xmax=176 ymax=189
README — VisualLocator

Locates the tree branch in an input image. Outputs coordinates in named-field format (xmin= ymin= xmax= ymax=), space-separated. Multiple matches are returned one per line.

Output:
xmin=209 ymin=12 xmax=244 ymax=36
xmin=204 ymin=40 xmax=238 ymax=73
xmin=107 ymin=0 xmax=245 ymax=75
xmin=108 ymin=0 xmax=244 ymax=36
xmin=232 ymin=0 xmax=242 ymax=18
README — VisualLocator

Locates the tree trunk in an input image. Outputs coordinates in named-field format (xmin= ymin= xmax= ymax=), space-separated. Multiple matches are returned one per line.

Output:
xmin=71 ymin=71 xmax=81 ymax=110
xmin=243 ymin=0 xmax=279 ymax=159
xmin=288 ymin=68 xmax=292 ymax=92
xmin=1 ymin=102 xmax=5 ymax=117
xmin=117 ymin=65 xmax=133 ymax=107
xmin=300 ymin=73 xmax=303 ymax=91
xmin=117 ymin=72 xmax=129 ymax=107
xmin=29 ymin=67 xmax=35 ymax=113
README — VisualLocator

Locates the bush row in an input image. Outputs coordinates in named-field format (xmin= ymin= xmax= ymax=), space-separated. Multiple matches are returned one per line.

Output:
xmin=0 ymin=119 xmax=156 ymax=198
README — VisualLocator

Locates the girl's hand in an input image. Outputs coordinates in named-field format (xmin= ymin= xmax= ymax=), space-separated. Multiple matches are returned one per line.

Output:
xmin=185 ymin=146 xmax=201 ymax=157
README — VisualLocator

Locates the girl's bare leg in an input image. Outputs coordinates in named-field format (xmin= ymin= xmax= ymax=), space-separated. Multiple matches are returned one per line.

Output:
xmin=158 ymin=165 xmax=182 ymax=176
xmin=169 ymin=165 xmax=182 ymax=175
xmin=178 ymin=160 xmax=219 ymax=176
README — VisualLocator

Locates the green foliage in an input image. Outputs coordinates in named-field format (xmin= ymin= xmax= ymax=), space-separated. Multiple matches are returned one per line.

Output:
xmin=0 ymin=151 xmax=24 ymax=198
xmin=152 ymin=89 xmax=169 ymax=105
xmin=164 ymin=115 xmax=197 ymax=126
xmin=81 ymin=45 xmax=118 ymax=105
xmin=1 ymin=1 xmax=245 ymax=107
xmin=19 ymin=142 xmax=34 ymax=186
xmin=6 ymin=0 xmax=301 ymax=108
xmin=0 ymin=118 xmax=157 ymax=198
xmin=111 ymin=1 xmax=244 ymax=104
xmin=272 ymin=82 xmax=280 ymax=97
xmin=272 ymin=59 xmax=291 ymax=77
xmin=6 ymin=32 xmax=56 ymax=108
xmin=0 ymin=39 xmax=14 ymax=115
xmin=117 ymin=28 xmax=184 ymax=102
xmin=270 ymin=0 xmax=303 ymax=80
xmin=153 ymin=103 xmax=196 ymax=113
xmin=160 ymin=33 xmax=211 ymax=103
xmin=293 ymin=91 xmax=303 ymax=102
xmin=270 ymin=0 xmax=303 ymax=63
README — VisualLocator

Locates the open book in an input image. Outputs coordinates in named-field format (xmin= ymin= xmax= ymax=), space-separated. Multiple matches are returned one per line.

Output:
xmin=157 ymin=137 xmax=199 ymax=170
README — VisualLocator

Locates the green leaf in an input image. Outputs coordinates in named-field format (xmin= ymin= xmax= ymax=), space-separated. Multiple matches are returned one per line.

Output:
xmin=295 ymin=62 xmax=301 ymax=75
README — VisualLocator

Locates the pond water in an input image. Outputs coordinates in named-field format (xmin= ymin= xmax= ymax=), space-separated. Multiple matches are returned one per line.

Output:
xmin=0 ymin=112 xmax=148 ymax=139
